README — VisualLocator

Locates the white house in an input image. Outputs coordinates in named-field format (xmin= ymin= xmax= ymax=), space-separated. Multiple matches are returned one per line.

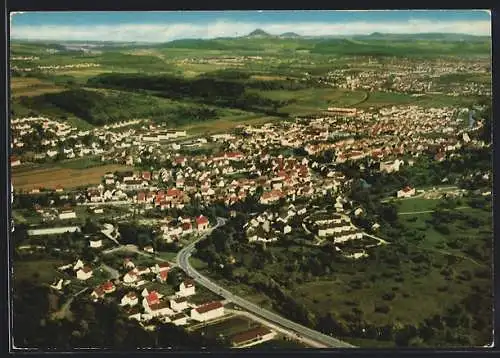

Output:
xmin=190 ymin=301 xmax=225 ymax=322
xmin=10 ymin=157 xmax=21 ymax=167
xmin=123 ymin=258 xmax=135 ymax=270
xmin=170 ymin=296 xmax=189 ymax=312
xmin=120 ymin=292 xmax=139 ymax=307
xmin=176 ymin=280 xmax=196 ymax=297
xmin=73 ymin=259 xmax=84 ymax=271
xmin=135 ymin=266 xmax=151 ymax=276
xmin=170 ymin=312 xmax=188 ymax=326
xmin=354 ymin=208 xmax=364 ymax=217
xmin=59 ymin=210 xmax=77 ymax=220
xmin=397 ymin=186 xmax=416 ymax=198
xmin=231 ymin=327 xmax=277 ymax=348
xmin=76 ymin=266 xmax=93 ymax=280
xmin=102 ymin=281 xmax=116 ymax=294
xmin=333 ymin=230 xmax=364 ymax=243
xmin=196 ymin=215 xmax=210 ymax=231
xmin=143 ymin=292 xmax=172 ymax=317
xmin=380 ymin=160 xmax=402 ymax=173
xmin=89 ymin=239 xmax=103 ymax=248
xmin=50 ymin=279 xmax=64 ymax=291
xmin=90 ymin=286 xmax=105 ymax=301
xmin=123 ymin=271 xmax=138 ymax=284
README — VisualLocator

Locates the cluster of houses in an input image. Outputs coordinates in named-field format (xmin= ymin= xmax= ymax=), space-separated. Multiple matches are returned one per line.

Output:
xmin=57 ymin=259 xmax=95 ymax=281
xmin=307 ymin=213 xmax=364 ymax=243
xmin=12 ymin=63 xmax=101 ymax=72
xmin=11 ymin=117 xmax=104 ymax=162
xmin=244 ymin=204 xmax=306 ymax=243
xmin=321 ymin=57 xmax=490 ymax=96
xmin=88 ymin=255 xmax=226 ymax=326
xmin=53 ymin=255 xmax=228 ymax=327
xmin=159 ymin=215 xmax=210 ymax=243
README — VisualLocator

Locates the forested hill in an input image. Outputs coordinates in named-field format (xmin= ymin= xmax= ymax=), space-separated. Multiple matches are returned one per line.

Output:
xmin=17 ymin=88 xmax=222 ymax=126
xmin=310 ymin=38 xmax=491 ymax=56
xmin=86 ymin=73 xmax=288 ymax=116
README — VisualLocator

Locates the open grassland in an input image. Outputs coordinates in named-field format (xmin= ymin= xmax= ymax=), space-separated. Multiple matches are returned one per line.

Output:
xmin=250 ymin=75 xmax=289 ymax=81
xmin=13 ymin=259 xmax=66 ymax=285
xmin=399 ymin=207 xmax=489 ymax=254
xmin=10 ymin=77 xmax=66 ymax=97
xmin=290 ymin=265 xmax=473 ymax=327
xmin=180 ymin=115 xmax=281 ymax=134
xmin=12 ymin=164 xmax=133 ymax=191
xmin=255 ymin=88 xmax=368 ymax=115
xmin=395 ymin=198 xmax=441 ymax=213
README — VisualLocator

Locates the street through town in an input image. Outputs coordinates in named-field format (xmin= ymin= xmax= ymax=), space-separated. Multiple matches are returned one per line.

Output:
xmin=176 ymin=217 xmax=356 ymax=349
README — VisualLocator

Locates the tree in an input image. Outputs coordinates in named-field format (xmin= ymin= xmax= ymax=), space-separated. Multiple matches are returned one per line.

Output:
xmin=379 ymin=203 xmax=398 ymax=223
xmin=82 ymin=218 xmax=99 ymax=234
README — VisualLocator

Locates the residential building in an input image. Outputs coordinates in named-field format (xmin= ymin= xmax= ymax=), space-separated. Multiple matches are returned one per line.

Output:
xmin=190 ymin=301 xmax=225 ymax=322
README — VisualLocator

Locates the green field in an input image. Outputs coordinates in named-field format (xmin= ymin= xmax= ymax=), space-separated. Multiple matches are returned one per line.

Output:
xmin=189 ymin=257 xmax=209 ymax=270
xmin=255 ymin=88 xmax=368 ymax=114
xmin=395 ymin=198 xmax=441 ymax=213
xmin=13 ymin=258 xmax=66 ymax=285
xmin=156 ymin=251 xmax=178 ymax=261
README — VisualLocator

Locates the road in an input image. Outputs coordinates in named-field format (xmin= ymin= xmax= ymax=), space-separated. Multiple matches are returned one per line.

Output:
xmin=101 ymin=224 xmax=120 ymax=245
xmin=51 ymin=286 xmax=89 ymax=320
xmin=176 ymin=217 xmax=356 ymax=349
xmin=101 ymin=263 xmax=120 ymax=280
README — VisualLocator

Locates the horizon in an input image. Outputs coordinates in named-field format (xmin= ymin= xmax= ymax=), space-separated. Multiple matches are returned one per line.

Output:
xmin=10 ymin=10 xmax=491 ymax=43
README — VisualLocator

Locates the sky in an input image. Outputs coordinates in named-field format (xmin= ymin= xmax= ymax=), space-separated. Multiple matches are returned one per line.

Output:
xmin=10 ymin=10 xmax=491 ymax=42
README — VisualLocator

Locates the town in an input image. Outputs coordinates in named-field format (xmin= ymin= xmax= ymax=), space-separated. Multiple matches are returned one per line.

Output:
xmin=10 ymin=9 xmax=492 ymax=351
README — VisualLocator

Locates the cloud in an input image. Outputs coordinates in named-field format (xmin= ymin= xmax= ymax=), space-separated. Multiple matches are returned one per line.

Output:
xmin=10 ymin=19 xmax=491 ymax=42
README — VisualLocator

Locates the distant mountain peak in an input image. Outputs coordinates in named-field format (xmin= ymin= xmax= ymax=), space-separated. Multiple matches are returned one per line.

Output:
xmin=246 ymin=29 xmax=273 ymax=38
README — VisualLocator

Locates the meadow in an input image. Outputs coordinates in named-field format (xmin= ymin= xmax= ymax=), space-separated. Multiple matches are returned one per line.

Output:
xmin=11 ymin=163 xmax=132 ymax=191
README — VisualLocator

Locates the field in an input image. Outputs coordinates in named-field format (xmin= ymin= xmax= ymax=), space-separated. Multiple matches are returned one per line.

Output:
xmin=395 ymin=198 xmax=441 ymax=213
xmin=11 ymin=163 xmax=133 ymax=191
xmin=10 ymin=77 xmax=66 ymax=97
xmin=399 ymin=205 xmax=490 ymax=255
xmin=180 ymin=115 xmax=281 ymax=134
xmin=12 ymin=258 xmax=66 ymax=285
xmin=255 ymin=88 xmax=368 ymax=114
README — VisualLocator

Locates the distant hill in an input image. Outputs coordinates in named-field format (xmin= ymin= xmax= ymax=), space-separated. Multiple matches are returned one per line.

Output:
xmin=245 ymin=29 xmax=274 ymax=38
xmin=354 ymin=32 xmax=491 ymax=42
xmin=311 ymin=36 xmax=491 ymax=57
xmin=279 ymin=32 xmax=301 ymax=38
xmin=161 ymin=39 xmax=233 ymax=50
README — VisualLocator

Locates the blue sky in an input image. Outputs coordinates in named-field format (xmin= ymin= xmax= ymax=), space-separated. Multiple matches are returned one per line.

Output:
xmin=10 ymin=10 xmax=491 ymax=42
